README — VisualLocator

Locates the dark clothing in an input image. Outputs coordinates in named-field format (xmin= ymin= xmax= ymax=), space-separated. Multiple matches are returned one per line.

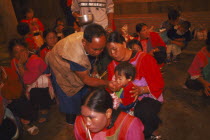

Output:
xmin=134 ymin=97 xmax=162 ymax=138
xmin=0 ymin=117 xmax=17 ymax=140
xmin=167 ymin=28 xmax=192 ymax=43
xmin=30 ymin=88 xmax=52 ymax=110
xmin=7 ymin=96 xmax=38 ymax=121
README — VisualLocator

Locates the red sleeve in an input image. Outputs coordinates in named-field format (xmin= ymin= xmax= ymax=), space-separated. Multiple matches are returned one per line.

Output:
xmin=139 ymin=54 xmax=164 ymax=98
xmin=23 ymin=55 xmax=47 ymax=84
xmin=121 ymin=97 xmax=135 ymax=106
xmin=36 ymin=18 xmax=44 ymax=32
xmin=150 ymin=32 xmax=166 ymax=48
xmin=188 ymin=50 xmax=207 ymax=77
xmin=121 ymin=82 xmax=135 ymax=105
xmin=40 ymin=48 xmax=50 ymax=60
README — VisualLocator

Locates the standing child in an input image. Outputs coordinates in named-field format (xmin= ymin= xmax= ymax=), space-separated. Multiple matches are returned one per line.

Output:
xmin=166 ymin=20 xmax=192 ymax=63
xmin=111 ymin=61 xmax=148 ymax=114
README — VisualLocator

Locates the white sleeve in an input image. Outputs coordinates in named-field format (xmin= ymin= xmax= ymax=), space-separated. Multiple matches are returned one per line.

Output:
xmin=71 ymin=0 xmax=80 ymax=13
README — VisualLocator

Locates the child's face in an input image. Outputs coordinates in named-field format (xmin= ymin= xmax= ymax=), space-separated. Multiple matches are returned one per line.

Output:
xmin=57 ymin=21 xmax=64 ymax=26
xmin=139 ymin=25 xmax=150 ymax=40
xmin=26 ymin=11 xmax=34 ymax=19
xmin=45 ymin=32 xmax=58 ymax=48
xmin=115 ymin=71 xmax=131 ymax=87
xmin=132 ymin=44 xmax=142 ymax=52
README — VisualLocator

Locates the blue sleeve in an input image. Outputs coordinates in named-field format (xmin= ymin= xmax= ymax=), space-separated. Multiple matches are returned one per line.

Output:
xmin=69 ymin=61 xmax=87 ymax=71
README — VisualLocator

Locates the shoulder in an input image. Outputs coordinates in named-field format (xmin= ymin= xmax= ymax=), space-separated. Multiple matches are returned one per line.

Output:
xmin=28 ymin=54 xmax=45 ymax=63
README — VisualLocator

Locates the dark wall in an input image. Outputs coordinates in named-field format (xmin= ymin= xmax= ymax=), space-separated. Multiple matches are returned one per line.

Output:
xmin=12 ymin=0 xmax=67 ymax=29
xmin=114 ymin=0 xmax=210 ymax=15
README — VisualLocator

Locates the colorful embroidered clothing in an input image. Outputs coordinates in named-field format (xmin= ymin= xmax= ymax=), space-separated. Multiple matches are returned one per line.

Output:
xmin=74 ymin=112 xmax=145 ymax=140
xmin=11 ymin=54 xmax=47 ymax=85
xmin=135 ymin=32 xmax=166 ymax=53
xmin=108 ymin=51 xmax=164 ymax=101
xmin=40 ymin=47 xmax=51 ymax=60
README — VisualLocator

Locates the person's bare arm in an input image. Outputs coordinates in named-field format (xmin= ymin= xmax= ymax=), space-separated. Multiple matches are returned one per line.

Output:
xmin=75 ymin=70 xmax=120 ymax=91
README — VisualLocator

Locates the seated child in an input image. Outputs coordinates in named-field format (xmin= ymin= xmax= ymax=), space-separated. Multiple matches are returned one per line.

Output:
xmin=166 ymin=20 xmax=192 ymax=63
xmin=127 ymin=39 xmax=143 ymax=52
xmin=39 ymin=29 xmax=58 ymax=60
xmin=111 ymin=62 xmax=147 ymax=114
xmin=54 ymin=18 xmax=65 ymax=40
xmin=127 ymin=40 xmax=166 ymax=69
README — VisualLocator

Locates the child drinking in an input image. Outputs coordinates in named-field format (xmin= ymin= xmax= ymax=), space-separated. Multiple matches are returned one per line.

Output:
xmin=112 ymin=61 xmax=148 ymax=114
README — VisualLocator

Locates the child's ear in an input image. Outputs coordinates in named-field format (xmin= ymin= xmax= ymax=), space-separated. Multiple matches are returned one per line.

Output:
xmin=128 ymin=76 xmax=132 ymax=81
xmin=106 ymin=108 xmax=112 ymax=119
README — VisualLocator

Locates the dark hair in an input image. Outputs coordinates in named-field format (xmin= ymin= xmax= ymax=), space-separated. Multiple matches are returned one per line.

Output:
xmin=43 ymin=29 xmax=57 ymax=39
xmin=168 ymin=9 xmax=180 ymax=21
xmin=55 ymin=17 xmax=64 ymax=25
xmin=37 ymin=29 xmax=57 ymax=54
xmin=82 ymin=89 xmax=121 ymax=129
xmin=115 ymin=62 xmax=136 ymax=80
xmin=127 ymin=39 xmax=143 ymax=50
xmin=107 ymin=31 xmax=125 ymax=44
xmin=136 ymin=23 xmax=147 ymax=33
xmin=8 ymin=38 xmax=27 ymax=54
xmin=180 ymin=21 xmax=191 ymax=30
xmin=17 ymin=22 xmax=30 ymax=36
xmin=62 ymin=26 xmax=75 ymax=37
xmin=84 ymin=24 xmax=106 ymax=42
xmin=153 ymin=46 xmax=167 ymax=64
xmin=23 ymin=8 xmax=33 ymax=16
xmin=206 ymin=31 xmax=210 ymax=52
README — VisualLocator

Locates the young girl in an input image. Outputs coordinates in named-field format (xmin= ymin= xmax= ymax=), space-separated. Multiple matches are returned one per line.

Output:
xmin=39 ymin=29 xmax=58 ymax=60
xmin=111 ymin=62 xmax=148 ymax=114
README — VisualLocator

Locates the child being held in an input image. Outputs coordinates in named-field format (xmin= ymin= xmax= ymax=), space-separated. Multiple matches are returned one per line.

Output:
xmin=166 ymin=20 xmax=192 ymax=63
xmin=111 ymin=61 xmax=147 ymax=114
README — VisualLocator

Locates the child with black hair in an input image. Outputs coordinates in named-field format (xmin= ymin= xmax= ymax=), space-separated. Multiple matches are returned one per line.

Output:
xmin=127 ymin=39 xmax=143 ymax=51
xmin=166 ymin=20 xmax=192 ymax=63
xmin=54 ymin=18 xmax=65 ymax=40
xmin=111 ymin=61 xmax=148 ymax=114
xmin=17 ymin=22 xmax=39 ymax=52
